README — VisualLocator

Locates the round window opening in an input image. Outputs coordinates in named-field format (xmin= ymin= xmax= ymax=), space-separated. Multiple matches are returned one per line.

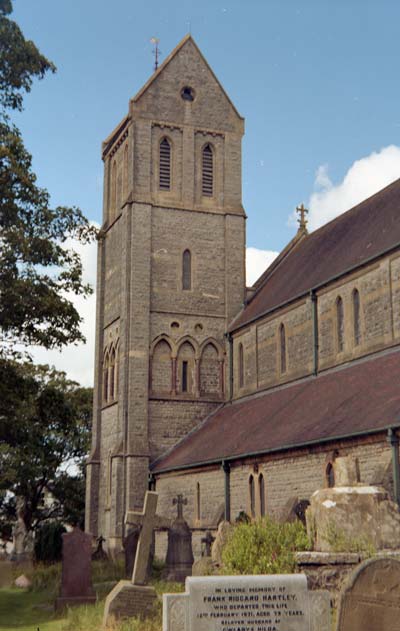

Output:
xmin=181 ymin=86 xmax=195 ymax=102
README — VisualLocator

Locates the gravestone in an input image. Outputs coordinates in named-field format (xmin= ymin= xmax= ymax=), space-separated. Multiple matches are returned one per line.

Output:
xmin=10 ymin=499 xmax=33 ymax=564
xmin=211 ymin=520 xmax=233 ymax=567
xmin=103 ymin=491 xmax=170 ymax=625
xmin=165 ymin=494 xmax=194 ymax=582
xmin=163 ymin=574 xmax=331 ymax=631
xmin=337 ymin=557 xmax=400 ymax=631
xmin=55 ymin=527 xmax=96 ymax=610
xmin=201 ymin=530 xmax=215 ymax=557
xmin=92 ymin=535 xmax=109 ymax=561
xmin=123 ymin=526 xmax=140 ymax=579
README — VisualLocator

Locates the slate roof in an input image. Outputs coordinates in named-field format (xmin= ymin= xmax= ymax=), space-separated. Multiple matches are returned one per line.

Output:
xmin=231 ymin=178 xmax=400 ymax=331
xmin=151 ymin=348 xmax=400 ymax=473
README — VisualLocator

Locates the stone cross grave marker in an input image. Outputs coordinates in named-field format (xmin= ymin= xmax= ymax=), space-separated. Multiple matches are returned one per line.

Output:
xmin=103 ymin=491 xmax=171 ymax=624
xmin=163 ymin=574 xmax=331 ymax=631
xmin=173 ymin=494 xmax=187 ymax=519
xmin=125 ymin=490 xmax=171 ymax=584
xmin=337 ymin=557 xmax=400 ymax=631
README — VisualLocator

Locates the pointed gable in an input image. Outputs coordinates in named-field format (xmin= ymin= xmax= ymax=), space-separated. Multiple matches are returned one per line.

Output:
xmin=130 ymin=35 xmax=243 ymax=134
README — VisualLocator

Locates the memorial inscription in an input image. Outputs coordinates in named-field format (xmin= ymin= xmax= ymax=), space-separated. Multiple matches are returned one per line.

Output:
xmin=164 ymin=575 xmax=312 ymax=631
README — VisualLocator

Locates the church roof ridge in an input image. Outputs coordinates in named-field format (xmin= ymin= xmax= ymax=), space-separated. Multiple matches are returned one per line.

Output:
xmin=231 ymin=176 xmax=400 ymax=331
xmin=131 ymin=34 xmax=243 ymax=120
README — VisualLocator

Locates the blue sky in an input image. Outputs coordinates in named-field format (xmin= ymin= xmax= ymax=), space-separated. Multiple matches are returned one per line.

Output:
xmin=11 ymin=0 xmax=400 ymax=384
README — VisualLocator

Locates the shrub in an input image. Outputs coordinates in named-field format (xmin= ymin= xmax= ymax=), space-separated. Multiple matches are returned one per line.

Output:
xmin=221 ymin=517 xmax=310 ymax=575
xmin=34 ymin=521 xmax=66 ymax=563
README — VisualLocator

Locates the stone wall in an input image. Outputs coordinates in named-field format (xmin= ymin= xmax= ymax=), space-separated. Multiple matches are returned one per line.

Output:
xmin=154 ymin=434 xmax=393 ymax=560
xmin=233 ymin=255 xmax=400 ymax=399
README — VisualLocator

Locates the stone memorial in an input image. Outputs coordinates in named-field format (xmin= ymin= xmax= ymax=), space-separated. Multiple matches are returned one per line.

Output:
xmin=123 ymin=525 xmax=141 ymax=579
xmin=10 ymin=499 xmax=33 ymax=564
xmin=337 ymin=557 xmax=400 ymax=631
xmin=92 ymin=535 xmax=109 ymax=561
xmin=103 ymin=491 xmax=170 ymax=625
xmin=165 ymin=494 xmax=194 ymax=582
xmin=163 ymin=574 xmax=331 ymax=631
xmin=55 ymin=527 xmax=96 ymax=610
xmin=306 ymin=455 xmax=400 ymax=552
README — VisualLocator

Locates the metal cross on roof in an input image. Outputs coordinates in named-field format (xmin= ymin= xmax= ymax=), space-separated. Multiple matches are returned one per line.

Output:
xmin=296 ymin=203 xmax=309 ymax=233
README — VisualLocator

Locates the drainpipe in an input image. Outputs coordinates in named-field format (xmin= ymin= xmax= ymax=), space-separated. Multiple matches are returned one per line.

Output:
xmin=222 ymin=460 xmax=231 ymax=522
xmin=387 ymin=428 xmax=400 ymax=506
xmin=310 ymin=290 xmax=319 ymax=376
xmin=226 ymin=333 xmax=234 ymax=401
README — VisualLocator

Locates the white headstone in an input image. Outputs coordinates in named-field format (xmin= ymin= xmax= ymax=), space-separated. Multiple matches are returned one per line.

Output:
xmin=163 ymin=574 xmax=330 ymax=631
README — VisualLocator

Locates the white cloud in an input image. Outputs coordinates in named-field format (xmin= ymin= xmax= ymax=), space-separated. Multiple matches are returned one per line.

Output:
xmin=246 ymin=247 xmax=278 ymax=286
xmin=307 ymin=145 xmax=400 ymax=230
xmin=27 ymin=231 xmax=98 ymax=387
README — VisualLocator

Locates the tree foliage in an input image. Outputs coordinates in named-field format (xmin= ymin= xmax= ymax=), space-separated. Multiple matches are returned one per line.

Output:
xmin=0 ymin=0 xmax=96 ymax=356
xmin=0 ymin=361 xmax=92 ymax=535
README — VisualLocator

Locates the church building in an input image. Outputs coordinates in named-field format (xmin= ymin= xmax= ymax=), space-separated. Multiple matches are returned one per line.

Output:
xmin=85 ymin=35 xmax=400 ymax=557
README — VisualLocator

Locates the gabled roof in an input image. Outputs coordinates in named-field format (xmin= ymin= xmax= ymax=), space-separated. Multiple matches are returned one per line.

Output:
xmin=151 ymin=347 xmax=400 ymax=473
xmin=231 ymin=178 xmax=400 ymax=331
xmin=131 ymin=34 xmax=243 ymax=120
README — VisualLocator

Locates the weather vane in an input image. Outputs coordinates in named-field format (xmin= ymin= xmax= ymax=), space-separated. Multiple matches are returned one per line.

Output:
xmin=296 ymin=203 xmax=309 ymax=233
xmin=150 ymin=37 xmax=161 ymax=72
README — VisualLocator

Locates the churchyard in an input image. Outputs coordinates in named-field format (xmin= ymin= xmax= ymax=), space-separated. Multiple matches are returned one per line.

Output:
xmin=4 ymin=464 xmax=400 ymax=631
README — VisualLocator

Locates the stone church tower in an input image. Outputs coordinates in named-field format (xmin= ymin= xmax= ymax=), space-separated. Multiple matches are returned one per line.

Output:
xmin=85 ymin=35 xmax=246 ymax=552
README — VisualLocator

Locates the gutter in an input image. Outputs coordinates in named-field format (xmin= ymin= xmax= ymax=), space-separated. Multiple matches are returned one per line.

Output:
xmin=152 ymin=423 xmax=400 ymax=476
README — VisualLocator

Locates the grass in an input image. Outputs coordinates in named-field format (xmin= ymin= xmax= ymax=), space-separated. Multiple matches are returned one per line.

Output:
xmin=0 ymin=587 xmax=66 ymax=631
xmin=0 ymin=568 xmax=183 ymax=631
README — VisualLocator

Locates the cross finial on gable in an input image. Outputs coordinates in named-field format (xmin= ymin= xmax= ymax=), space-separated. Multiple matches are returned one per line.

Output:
xmin=296 ymin=203 xmax=309 ymax=234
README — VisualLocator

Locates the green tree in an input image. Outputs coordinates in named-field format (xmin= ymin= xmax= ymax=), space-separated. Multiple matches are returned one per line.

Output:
xmin=0 ymin=0 xmax=96 ymax=357
xmin=0 ymin=361 xmax=92 ymax=535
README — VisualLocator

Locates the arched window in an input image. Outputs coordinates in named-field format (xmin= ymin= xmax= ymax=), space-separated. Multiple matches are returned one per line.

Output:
xmin=159 ymin=137 xmax=171 ymax=190
xmin=249 ymin=475 xmax=255 ymax=518
xmin=103 ymin=352 xmax=109 ymax=402
xmin=115 ymin=345 xmax=119 ymax=397
xmin=109 ymin=348 xmax=115 ymax=401
xmin=202 ymin=144 xmax=213 ymax=196
xmin=336 ymin=296 xmax=344 ymax=352
xmin=196 ymin=482 xmax=201 ymax=522
xmin=124 ymin=143 xmax=129 ymax=198
xmin=326 ymin=463 xmax=335 ymax=488
xmin=177 ymin=341 xmax=195 ymax=394
xmin=110 ymin=159 xmax=117 ymax=220
xmin=259 ymin=474 xmax=265 ymax=517
xmin=353 ymin=289 xmax=361 ymax=346
xmin=182 ymin=249 xmax=191 ymax=290
xmin=106 ymin=451 xmax=112 ymax=507
xmin=200 ymin=342 xmax=221 ymax=397
xmin=280 ymin=324 xmax=286 ymax=374
xmin=238 ymin=343 xmax=244 ymax=388
xmin=151 ymin=339 xmax=172 ymax=393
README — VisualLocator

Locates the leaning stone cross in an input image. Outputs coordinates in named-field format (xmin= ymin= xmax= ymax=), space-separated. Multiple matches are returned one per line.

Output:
xmin=104 ymin=491 xmax=171 ymax=625
xmin=172 ymin=494 xmax=187 ymax=520
xmin=125 ymin=490 xmax=170 ymax=585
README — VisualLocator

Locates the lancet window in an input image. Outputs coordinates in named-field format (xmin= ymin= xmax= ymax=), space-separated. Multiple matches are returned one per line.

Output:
xmin=202 ymin=144 xmax=214 ymax=196
xmin=159 ymin=137 xmax=171 ymax=190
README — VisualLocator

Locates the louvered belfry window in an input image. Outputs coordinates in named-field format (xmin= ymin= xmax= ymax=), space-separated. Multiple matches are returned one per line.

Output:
xmin=202 ymin=144 xmax=213 ymax=196
xmin=159 ymin=137 xmax=171 ymax=190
